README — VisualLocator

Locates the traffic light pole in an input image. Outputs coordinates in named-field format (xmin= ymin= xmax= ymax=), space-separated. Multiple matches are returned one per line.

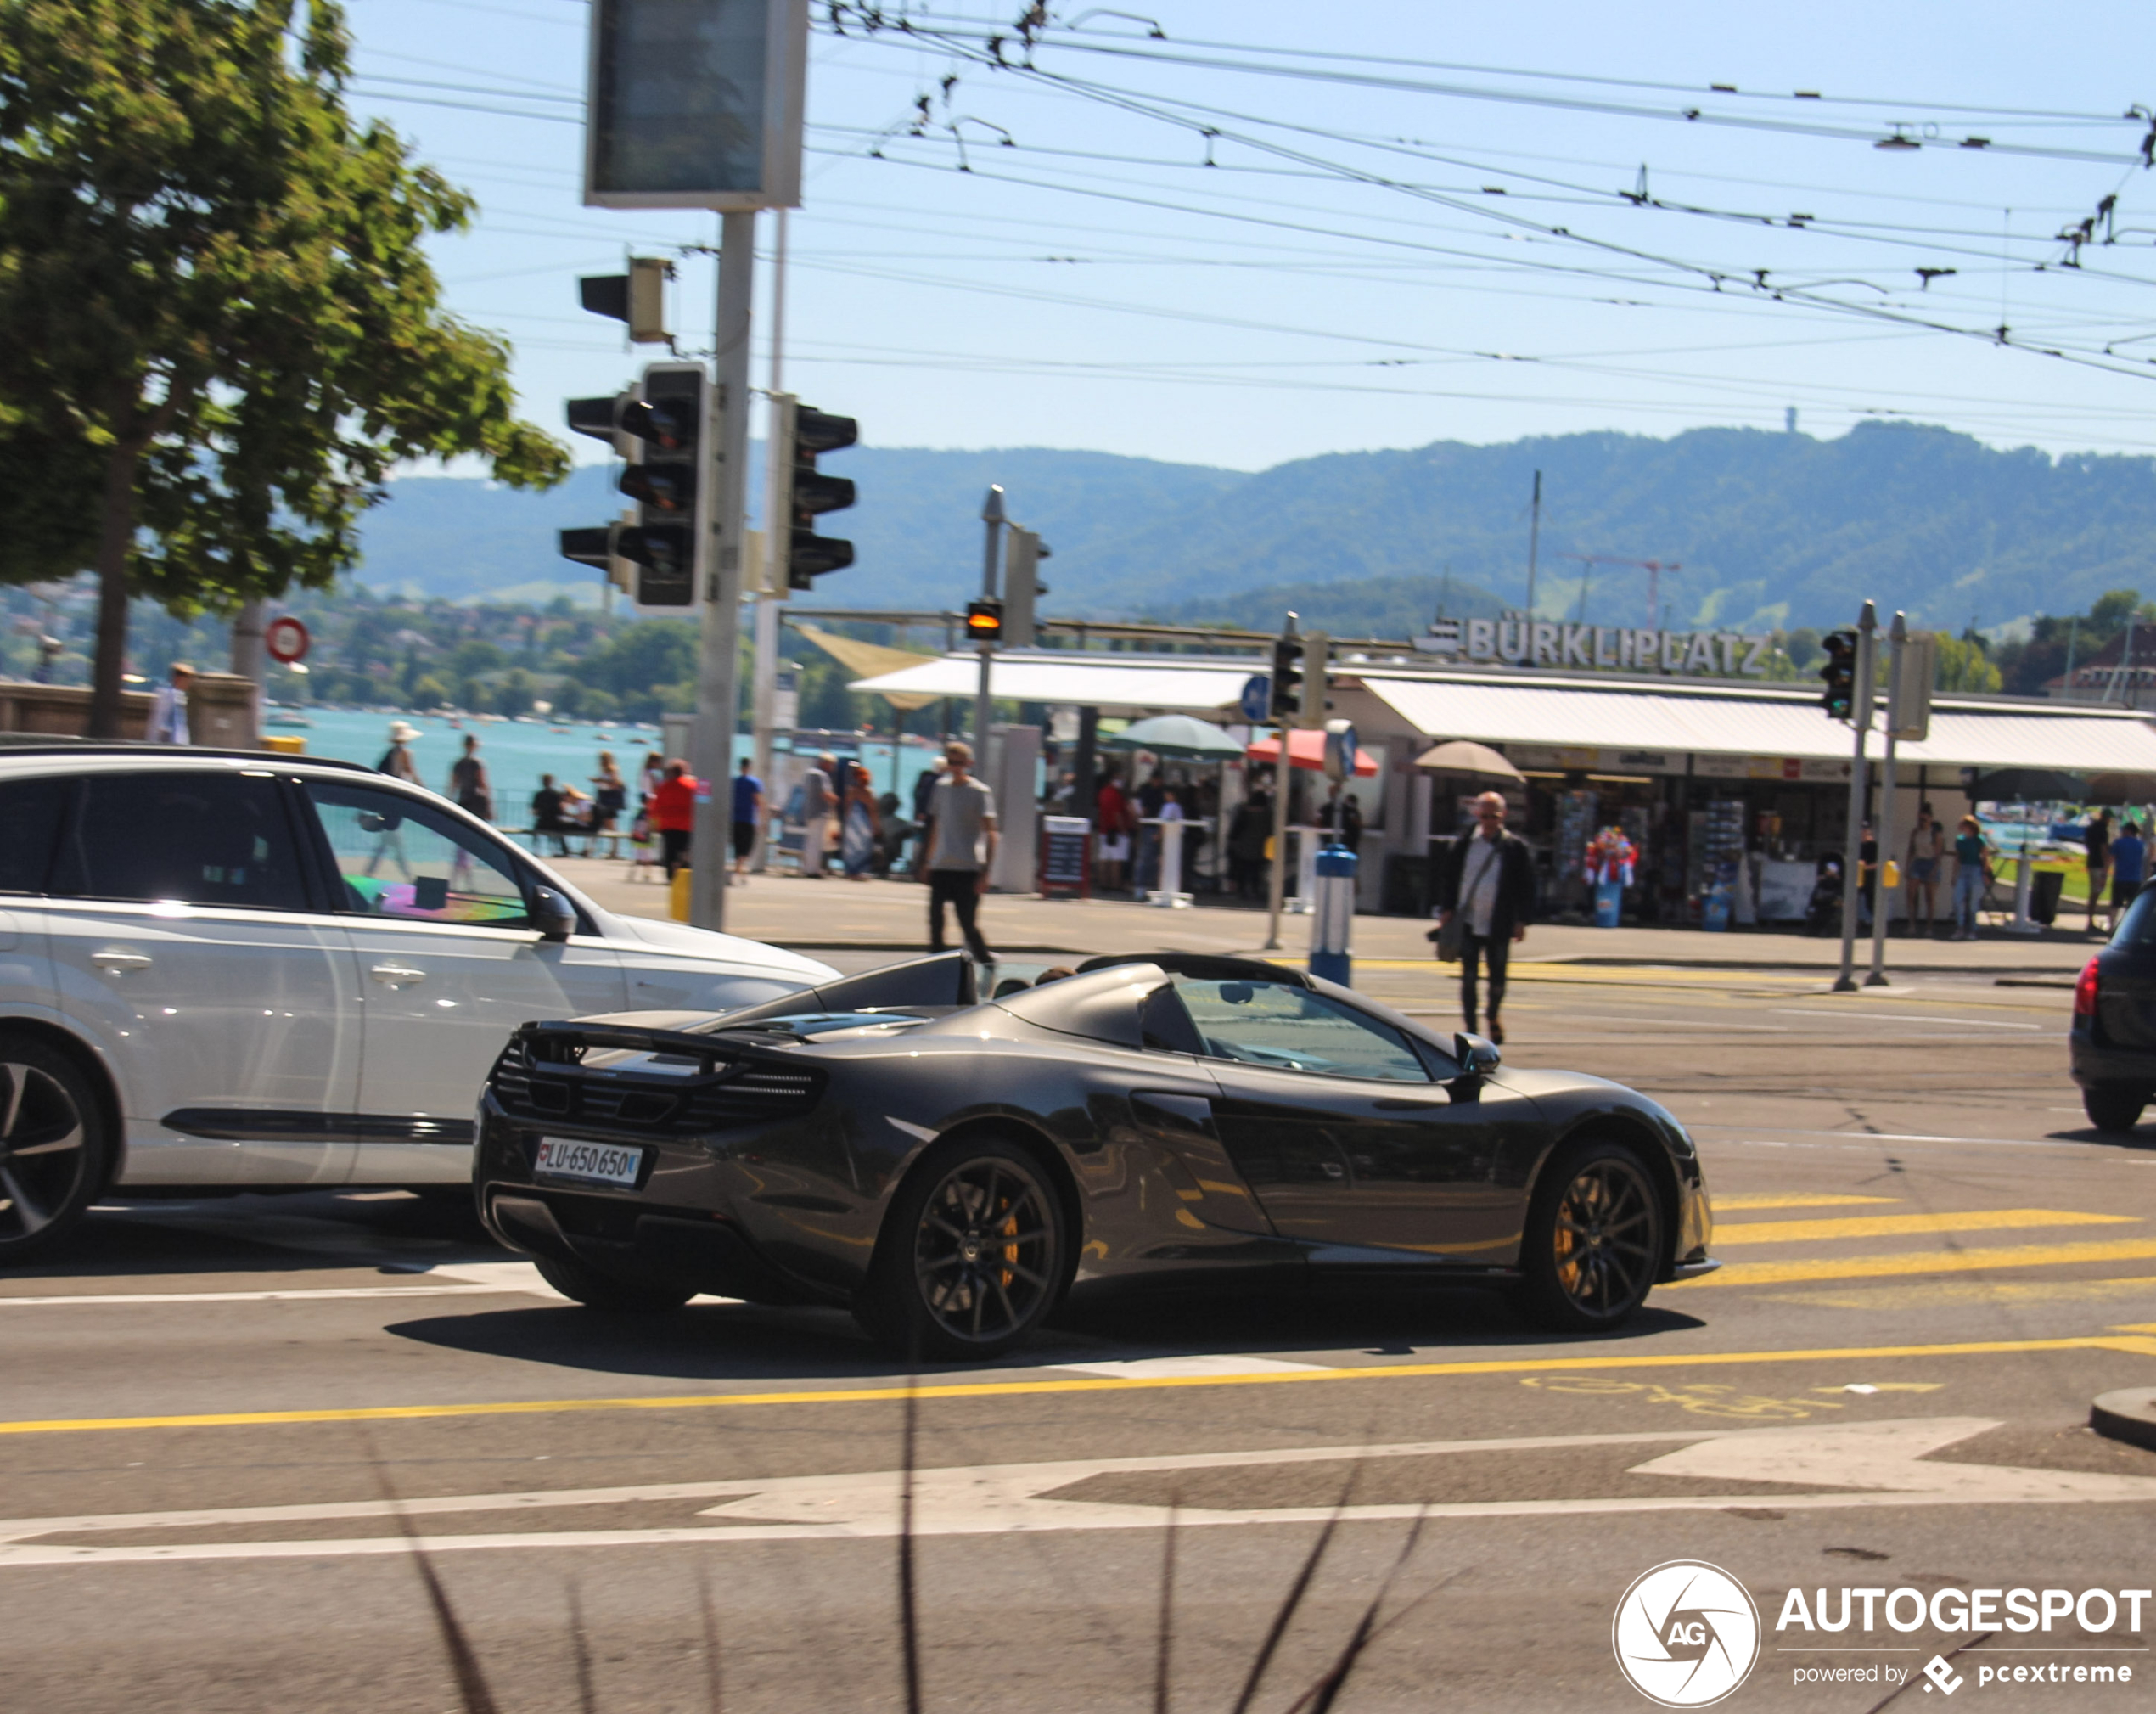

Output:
xmin=1263 ymin=718 xmax=1293 ymax=949
xmin=688 ymin=209 xmax=757 ymax=934
xmin=1833 ymin=602 xmax=1878 ymax=993
xmin=1866 ymin=610 xmax=1907 ymax=987
xmin=749 ymin=211 xmax=790 ymax=870
xmin=974 ymin=485 xmax=1005 ymax=755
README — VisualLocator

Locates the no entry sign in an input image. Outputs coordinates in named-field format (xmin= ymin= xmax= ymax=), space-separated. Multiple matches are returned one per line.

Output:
xmin=265 ymin=615 xmax=310 ymax=665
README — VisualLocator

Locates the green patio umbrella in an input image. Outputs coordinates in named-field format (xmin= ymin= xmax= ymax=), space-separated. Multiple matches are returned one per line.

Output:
xmin=1103 ymin=713 xmax=1246 ymax=760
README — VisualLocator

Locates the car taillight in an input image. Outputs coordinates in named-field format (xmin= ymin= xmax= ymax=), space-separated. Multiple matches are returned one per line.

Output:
xmin=2075 ymin=958 xmax=2101 ymax=1019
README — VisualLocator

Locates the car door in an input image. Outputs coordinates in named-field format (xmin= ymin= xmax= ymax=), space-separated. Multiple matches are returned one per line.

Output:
xmin=44 ymin=767 xmax=364 ymax=1186
xmin=296 ymin=777 xmax=626 ymax=1181
xmin=1171 ymin=973 xmax=1513 ymax=1262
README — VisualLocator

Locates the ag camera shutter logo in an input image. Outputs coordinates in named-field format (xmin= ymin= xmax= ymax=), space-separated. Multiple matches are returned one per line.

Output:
xmin=1613 ymin=1560 xmax=1762 ymax=1706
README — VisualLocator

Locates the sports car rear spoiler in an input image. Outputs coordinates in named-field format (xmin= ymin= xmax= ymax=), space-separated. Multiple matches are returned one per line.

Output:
xmin=705 ymin=950 xmax=978 ymax=1030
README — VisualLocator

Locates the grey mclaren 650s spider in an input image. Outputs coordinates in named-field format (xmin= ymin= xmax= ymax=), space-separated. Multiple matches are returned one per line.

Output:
xmin=474 ymin=951 xmax=1716 ymax=1358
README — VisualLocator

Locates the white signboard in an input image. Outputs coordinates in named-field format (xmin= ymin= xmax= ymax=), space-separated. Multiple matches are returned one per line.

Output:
xmin=1418 ymin=615 xmax=1771 ymax=677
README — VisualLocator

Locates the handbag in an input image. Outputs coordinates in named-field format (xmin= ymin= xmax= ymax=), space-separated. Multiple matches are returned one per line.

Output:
xmin=1432 ymin=913 xmax=1466 ymax=963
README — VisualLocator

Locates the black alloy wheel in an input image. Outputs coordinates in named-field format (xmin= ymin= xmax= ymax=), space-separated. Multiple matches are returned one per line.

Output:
xmin=2082 ymin=1084 xmax=2149 ymax=1134
xmin=862 ymin=1138 xmax=1066 ymax=1361
xmin=0 ymin=1037 xmax=109 ymax=1266
xmin=1519 ymin=1139 xmax=1664 ymax=1332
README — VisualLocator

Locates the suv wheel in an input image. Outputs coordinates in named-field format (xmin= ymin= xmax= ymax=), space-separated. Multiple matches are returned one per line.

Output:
xmin=2083 ymin=1084 xmax=2148 ymax=1133
xmin=0 ymin=1037 xmax=109 ymax=1267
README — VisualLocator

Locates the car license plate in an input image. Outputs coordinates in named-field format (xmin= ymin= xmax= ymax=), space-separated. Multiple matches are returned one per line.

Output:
xmin=532 ymin=1137 xmax=645 ymax=1189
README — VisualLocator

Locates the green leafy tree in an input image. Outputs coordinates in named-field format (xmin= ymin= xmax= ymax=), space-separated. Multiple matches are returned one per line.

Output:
xmin=0 ymin=0 xmax=567 ymax=733
xmin=1934 ymin=632 xmax=2002 ymax=694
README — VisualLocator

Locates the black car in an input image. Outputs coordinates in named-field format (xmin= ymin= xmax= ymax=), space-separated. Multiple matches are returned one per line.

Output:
xmin=2070 ymin=888 xmax=2156 ymax=1131
xmin=475 ymin=953 xmax=1716 ymax=1357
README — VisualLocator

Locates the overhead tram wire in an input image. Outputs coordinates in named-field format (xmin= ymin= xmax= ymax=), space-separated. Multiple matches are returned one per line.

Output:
xmin=818 ymin=26 xmax=2156 ymax=383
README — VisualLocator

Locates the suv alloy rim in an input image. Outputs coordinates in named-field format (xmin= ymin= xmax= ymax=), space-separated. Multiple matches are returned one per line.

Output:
xmin=1551 ymin=1155 xmax=1656 ymax=1317
xmin=912 ymin=1155 xmax=1058 ymax=1345
xmin=0 ymin=1062 xmax=89 ymax=1243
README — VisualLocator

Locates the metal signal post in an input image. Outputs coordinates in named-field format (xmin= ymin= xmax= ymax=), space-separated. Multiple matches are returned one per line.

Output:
xmin=1833 ymin=601 xmax=1878 ymax=993
xmin=1264 ymin=612 xmax=1300 ymax=951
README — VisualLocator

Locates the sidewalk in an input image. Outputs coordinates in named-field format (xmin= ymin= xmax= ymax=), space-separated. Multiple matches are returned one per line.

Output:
xmin=552 ymin=858 xmax=2097 ymax=978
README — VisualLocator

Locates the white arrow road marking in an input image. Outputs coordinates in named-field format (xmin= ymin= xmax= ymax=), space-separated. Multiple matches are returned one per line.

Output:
xmin=7 ymin=1419 xmax=2156 ymax=1568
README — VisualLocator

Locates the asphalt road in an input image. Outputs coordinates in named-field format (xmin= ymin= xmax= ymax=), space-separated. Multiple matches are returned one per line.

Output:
xmin=3 ymin=962 xmax=2153 ymax=1713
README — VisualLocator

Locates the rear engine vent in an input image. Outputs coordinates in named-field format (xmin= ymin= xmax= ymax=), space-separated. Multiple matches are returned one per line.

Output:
xmin=490 ymin=1034 xmax=822 ymax=1135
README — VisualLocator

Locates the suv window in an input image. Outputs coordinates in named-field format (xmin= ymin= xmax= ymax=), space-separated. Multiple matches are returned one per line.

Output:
xmin=1171 ymin=975 xmax=1430 ymax=1082
xmin=53 ymin=773 xmax=310 ymax=912
xmin=0 ymin=777 xmax=69 ymax=893
xmin=304 ymin=779 xmax=531 ymax=928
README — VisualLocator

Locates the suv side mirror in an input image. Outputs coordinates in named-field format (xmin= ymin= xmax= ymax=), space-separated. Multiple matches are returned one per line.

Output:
xmin=531 ymin=885 xmax=576 ymax=943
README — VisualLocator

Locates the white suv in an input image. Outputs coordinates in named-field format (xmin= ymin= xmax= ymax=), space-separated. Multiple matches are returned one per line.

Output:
xmin=0 ymin=745 xmax=836 ymax=1262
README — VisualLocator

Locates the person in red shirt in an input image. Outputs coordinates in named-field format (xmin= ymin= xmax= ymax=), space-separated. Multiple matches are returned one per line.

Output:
xmin=1092 ymin=768 xmax=1131 ymax=892
xmin=649 ymin=759 xmax=698 ymax=877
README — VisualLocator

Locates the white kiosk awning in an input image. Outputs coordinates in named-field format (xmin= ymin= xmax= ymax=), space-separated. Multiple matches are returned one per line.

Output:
xmin=849 ymin=650 xmax=1263 ymax=715
xmin=1354 ymin=672 xmax=2156 ymax=773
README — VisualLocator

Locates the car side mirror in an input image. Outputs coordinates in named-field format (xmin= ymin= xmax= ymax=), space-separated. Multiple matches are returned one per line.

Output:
xmin=1452 ymin=1031 xmax=1501 ymax=1076
xmin=531 ymin=885 xmax=576 ymax=944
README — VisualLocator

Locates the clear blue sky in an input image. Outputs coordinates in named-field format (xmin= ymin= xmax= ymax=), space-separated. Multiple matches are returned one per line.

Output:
xmin=348 ymin=0 xmax=2156 ymax=471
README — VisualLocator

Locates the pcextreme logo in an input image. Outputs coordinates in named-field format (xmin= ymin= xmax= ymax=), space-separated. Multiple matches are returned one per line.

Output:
xmin=1613 ymin=1560 xmax=1764 ymax=1707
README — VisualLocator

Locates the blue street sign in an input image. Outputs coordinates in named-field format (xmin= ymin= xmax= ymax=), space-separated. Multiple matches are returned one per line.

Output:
xmin=1240 ymin=674 xmax=1271 ymax=724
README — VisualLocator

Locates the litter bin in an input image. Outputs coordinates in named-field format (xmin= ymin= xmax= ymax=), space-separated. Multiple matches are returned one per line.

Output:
xmin=2030 ymin=868 xmax=2065 ymax=926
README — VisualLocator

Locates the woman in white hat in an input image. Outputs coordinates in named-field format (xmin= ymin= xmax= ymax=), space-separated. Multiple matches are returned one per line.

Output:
xmin=379 ymin=721 xmax=422 ymax=785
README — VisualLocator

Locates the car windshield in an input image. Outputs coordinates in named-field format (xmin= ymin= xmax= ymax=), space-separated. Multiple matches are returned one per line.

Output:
xmin=1170 ymin=975 xmax=1429 ymax=1082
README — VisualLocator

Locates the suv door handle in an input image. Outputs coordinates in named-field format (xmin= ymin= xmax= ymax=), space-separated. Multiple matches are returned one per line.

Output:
xmin=369 ymin=963 xmax=427 ymax=987
xmin=92 ymin=947 xmax=152 ymax=974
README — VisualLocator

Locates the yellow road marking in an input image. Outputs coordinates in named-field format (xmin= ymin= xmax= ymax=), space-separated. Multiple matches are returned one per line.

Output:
xmin=1768 ymin=1278 xmax=2156 ymax=1312
xmin=1712 ymin=1194 xmax=1902 ymax=1212
xmin=2114 ymin=1323 xmax=2156 ymax=1334
xmin=1668 ymin=1238 xmax=2156 ymax=1288
xmin=1715 ymin=1209 xmax=2133 ymax=1245
xmin=2 ymin=1335 xmax=2152 ymax=1438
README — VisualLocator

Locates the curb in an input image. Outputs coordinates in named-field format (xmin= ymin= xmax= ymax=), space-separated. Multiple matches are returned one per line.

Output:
xmin=2090 ymin=1387 xmax=2156 ymax=1453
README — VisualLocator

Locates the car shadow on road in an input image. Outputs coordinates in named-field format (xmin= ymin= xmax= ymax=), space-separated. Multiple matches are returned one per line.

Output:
xmin=381 ymin=1285 xmax=1708 ymax=1385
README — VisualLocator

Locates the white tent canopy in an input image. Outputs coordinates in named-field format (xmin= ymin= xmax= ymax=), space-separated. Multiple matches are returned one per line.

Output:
xmin=1354 ymin=672 xmax=2156 ymax=773
xmin=848 ymin=650 xmax=1262 ymax=715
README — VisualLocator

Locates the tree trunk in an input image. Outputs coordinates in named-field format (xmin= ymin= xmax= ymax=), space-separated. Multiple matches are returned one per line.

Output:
xmin=87 ymin=444 xmax=140 ymax=739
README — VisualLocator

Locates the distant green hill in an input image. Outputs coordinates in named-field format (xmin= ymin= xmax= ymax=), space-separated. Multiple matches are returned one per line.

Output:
xmin=355 ymin=422 xmax=2156 ymax=638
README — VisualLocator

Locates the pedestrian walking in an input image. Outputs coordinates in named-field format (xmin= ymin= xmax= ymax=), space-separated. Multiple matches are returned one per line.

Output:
xmin=1432 ymin=790 xmax=1536 ymax=1044
xmin=592 ymin=751 xmax=627 ymax=835
xmin=840 ymin=774 xmax=880 ymax=879
xmin=1905 ymin=802 xmax=1945 ymax=937
xmin=146 ymin=662 xmax=192 ymax=745
xmin=1950 ymin=815 xmax=1991 ymax=940
xmin=448 ymin=733 xmax=493 ymax=822
xmin=798 ymin=751 xmax=837 ymax=878
xmin=2085 ymin=807 xmax=2113 ymax=934
xmin=650 ymin=759 xmax=697 ymax=878
xmin=2110 ymin=819 xmax=2147 ymax=928
xmin=1227 ymin=782 xmax=1271 ymax=900
xmin=378 ymin=720 xmax=422 ymax=784
xmin=921 ymin=740 xmax=997 ymax=965
xmin=730 ymin=756 xmax=763 ymax=880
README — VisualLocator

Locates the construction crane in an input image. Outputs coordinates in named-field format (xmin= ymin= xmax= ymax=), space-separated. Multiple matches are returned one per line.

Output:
xmin=1559 ymin=554 xmax=1682 ymax=629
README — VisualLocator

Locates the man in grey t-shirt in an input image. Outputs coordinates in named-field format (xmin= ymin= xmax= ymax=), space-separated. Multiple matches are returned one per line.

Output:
xmin=921 ymin=740 xmax=997 ymax=964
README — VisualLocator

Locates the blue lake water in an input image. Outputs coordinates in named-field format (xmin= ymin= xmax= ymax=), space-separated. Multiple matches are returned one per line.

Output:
xmin=279 ymin=708 xmax=940 ymax=822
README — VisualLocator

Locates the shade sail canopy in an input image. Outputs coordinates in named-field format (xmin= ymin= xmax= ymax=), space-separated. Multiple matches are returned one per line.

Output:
xmin=1356 ymin=672 xmax=2156 ymax=772
xmin=1414 ymin=739 xmax=1524 ymax=781
xmin=847 ymin=650 xmax=1260 ymax=714
xmin=1105 ymin=714 xmax=1246 ymax=759
xmin=794 ymin=627 xmax=941 ymax=711
xmin=1248 ymin=728 xmax=1379 ymax=776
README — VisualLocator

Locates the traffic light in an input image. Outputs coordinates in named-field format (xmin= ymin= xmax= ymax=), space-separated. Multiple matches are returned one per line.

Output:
xmin=770 ymin=394 xmax=859 ymax=592
xmin=1003 ymin=527 xmax=1050 ymax=647
xmin=1298 ymin=632 xmax=1332 ymax=728
xmin=578 ymin=257 xmax=671 ymax=344
xmin=1819 ymin=628 xmax=1858 ymax=721
xmin=965 ymin=598 xmax=1004 ymax=647
xmin=617 ymin=362 xmax=707 ymax=606
xmin=1269 ymin=624 xmax=1304 ymax=722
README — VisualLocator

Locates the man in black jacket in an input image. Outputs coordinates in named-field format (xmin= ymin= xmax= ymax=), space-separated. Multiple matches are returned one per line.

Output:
xmin=1433 ymin=790 xmax=1536 ymax=1042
